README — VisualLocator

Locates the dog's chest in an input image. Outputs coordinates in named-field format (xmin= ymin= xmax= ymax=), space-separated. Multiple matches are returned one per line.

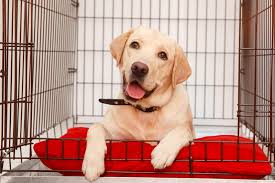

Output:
xmin=135 ymin=111 xmax=178 ymax=140
xmin=109 ymin=104 xmax=185 ymax=140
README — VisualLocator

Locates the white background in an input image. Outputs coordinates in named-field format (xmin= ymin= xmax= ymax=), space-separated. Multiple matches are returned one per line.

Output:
xmin=76 ymin=0 xmax=240 ymax=126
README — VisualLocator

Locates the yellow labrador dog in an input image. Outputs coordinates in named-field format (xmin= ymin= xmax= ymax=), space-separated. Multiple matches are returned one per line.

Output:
xmin=82 ymin=26 xmax=194 ymax=181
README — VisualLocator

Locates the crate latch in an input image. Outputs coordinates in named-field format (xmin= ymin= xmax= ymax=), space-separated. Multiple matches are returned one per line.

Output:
xmin=68 ymin=68 xmax=77 ymax=73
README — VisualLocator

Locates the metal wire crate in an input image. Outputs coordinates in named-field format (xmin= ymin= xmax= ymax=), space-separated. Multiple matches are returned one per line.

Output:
xmin=0 ymin=0 xmax=274 ymax=180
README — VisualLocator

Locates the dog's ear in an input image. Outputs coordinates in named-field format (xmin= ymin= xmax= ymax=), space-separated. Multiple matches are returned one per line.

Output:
xmin=172 ymin=46 xmax=192 ymax=88
xmin=110 ymin=29 xmax=134 ymax=66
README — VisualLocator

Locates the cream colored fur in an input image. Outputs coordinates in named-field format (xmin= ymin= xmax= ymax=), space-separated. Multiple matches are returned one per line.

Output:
xmin=82 ymin=26 xmax=194 ymax=182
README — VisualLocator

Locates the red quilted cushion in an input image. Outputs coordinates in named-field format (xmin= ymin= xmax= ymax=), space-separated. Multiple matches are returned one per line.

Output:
xmin=34 ymin=127 xmax=272 ymax=179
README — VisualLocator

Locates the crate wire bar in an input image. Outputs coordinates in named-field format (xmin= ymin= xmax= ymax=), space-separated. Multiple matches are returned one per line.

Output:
xmin=0 ymin=0 xmax=274 ymax=179
xmin=239 ymin=0 xmax=275 ymax=158
xmin=0 ymin=0 xmax=77 ymax=172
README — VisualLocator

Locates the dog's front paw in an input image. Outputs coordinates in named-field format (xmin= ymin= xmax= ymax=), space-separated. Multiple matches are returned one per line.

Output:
xmin=82 ymin=153 xmax=105 ymax=182
xmin=151 ymin=144 xmax=178 ymax=169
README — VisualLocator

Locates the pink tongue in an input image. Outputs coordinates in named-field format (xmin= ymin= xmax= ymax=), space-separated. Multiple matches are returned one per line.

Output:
xmin=126 ymin=82 xmax=145 ymax=99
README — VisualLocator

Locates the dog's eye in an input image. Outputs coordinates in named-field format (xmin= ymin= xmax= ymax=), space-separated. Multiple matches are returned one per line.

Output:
xmin=158 ymin=51 xmax=168 ymax=60
xmin=130 ymin=41 xmax=140 ymax=49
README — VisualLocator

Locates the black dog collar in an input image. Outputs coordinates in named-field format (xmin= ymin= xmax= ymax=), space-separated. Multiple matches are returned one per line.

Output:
xmin=99 ymin=99 xmax=160 ymax=113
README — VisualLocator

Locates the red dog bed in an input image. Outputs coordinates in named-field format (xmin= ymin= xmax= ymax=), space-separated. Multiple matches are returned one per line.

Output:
xmin=34 ymin=127 xmax=271 ymax=179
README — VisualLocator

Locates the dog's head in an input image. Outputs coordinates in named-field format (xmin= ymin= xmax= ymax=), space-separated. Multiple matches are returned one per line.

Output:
xmin=110 ymin=26 xmax=191 ymax=107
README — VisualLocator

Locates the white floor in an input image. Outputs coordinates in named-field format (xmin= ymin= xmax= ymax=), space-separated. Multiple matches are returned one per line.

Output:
xmin=1 ymin=177 xmax=275 ymax=183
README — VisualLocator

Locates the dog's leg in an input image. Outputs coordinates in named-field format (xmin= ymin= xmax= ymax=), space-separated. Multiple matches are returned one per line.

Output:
xmin=151 ymin=124 xmax=194 ymax=169
xmin=82 ymin=123 xmax=108 ymax=182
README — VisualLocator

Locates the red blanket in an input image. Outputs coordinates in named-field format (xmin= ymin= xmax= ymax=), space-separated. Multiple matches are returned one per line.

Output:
xmin=34 ymin=127 xmax=271 ymax=179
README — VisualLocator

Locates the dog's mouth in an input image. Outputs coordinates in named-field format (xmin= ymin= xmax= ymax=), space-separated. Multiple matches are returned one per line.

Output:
xmin=123 ymin=74 xmax=157 ymax=101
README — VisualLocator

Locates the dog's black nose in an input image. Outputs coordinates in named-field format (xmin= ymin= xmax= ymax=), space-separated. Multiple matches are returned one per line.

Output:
xmin=131 ymin=62 xmax=149 ymax=77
